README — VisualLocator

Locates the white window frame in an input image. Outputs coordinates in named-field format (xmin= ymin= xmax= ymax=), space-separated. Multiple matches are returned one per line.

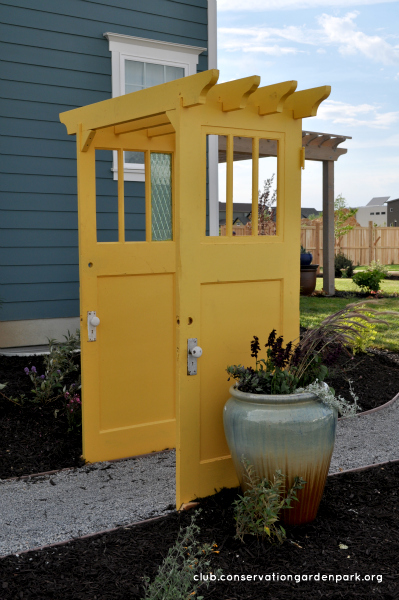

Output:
xmin=104 ymin=32 xmax=206 ymax=181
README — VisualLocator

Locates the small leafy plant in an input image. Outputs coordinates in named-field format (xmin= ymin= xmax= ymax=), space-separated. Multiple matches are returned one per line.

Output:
xmin=298 ymin=380 xmax=361 ymax=417
xmin=342 ymin=311 xmax=377 ymax=354
xmin=234 ymin=459 xmax=306 ymax=544
xmin=22 ymin=330 xmax=81 ymax=405
xmin=142 ymin=510 xmax=222 ymax=600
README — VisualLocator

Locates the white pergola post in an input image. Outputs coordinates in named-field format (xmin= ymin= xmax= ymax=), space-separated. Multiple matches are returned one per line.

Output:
xmin=323 ymin=160 xmax=335 ymax=295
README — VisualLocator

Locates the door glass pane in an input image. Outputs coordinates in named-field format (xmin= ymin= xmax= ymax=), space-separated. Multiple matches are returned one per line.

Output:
xmin=151 ymin=153 xmax=172 ymax=241
xmin=125 ymin=151 xmax=144 ymax=165
xmin=165 ymin=65 xmax=184 ymax=82
xmin=125 ymin=180 xmax=146 ymax=242
xmin=145 ymin=62 xmax=164 ymax=87
xmin=232 ymin=136 xmax=253 ymax=235
xmin=95 ymin=150 xmax=118 ymax=242
xmin=125 ymin=60 xmax=144 ymax=93
xmin=258 ymin=139 xmax=278 ymax=236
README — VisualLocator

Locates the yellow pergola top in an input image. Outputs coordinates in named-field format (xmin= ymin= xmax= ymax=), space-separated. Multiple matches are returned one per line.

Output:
xmin=60 ymin=69 xmax=330 ymax=136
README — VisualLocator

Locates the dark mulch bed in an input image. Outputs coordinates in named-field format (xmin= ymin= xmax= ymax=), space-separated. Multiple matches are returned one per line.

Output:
xmin=325 ymin=349 xmax=399 ymax=411
xmin=1 ymin=462 xmax=398 ymax=599
xmin=1 ymin=350 xmax=399 ymax=480
xmin=0 ymin=355 xmax=84 ymax=480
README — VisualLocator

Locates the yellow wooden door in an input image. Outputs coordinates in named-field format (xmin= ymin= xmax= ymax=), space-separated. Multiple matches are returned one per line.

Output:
xmin=173 ymin=106 xmax=303 ymax=507
xmin=77 ymin=127 xmax=177 ymax=462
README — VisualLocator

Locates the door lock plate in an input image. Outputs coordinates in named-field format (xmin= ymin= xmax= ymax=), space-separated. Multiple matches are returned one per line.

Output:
xmin=88 ymin=311 xmax=100 ymax=342
xmin=187 ymin=338 xmax=198 ymax=375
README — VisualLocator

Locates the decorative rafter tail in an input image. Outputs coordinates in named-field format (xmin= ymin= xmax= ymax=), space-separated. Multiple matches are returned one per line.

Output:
xmin=207 ymin=75 xmax=261 ymax=112
xmin=249 ymin=80 xmax=297 ymax=116
xmin=284 ymin=86 xmax=331 ymax=119
xmin=182 ymin=69 xmax=220 ymax=107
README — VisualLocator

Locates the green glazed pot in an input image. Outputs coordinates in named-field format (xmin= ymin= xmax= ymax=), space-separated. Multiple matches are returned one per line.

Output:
xmin=223 ymin=385 xmax=337 ymax=525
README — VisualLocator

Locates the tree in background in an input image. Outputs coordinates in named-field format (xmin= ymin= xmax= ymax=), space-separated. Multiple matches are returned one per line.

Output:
xmin=258 ymin=174 xmax=277 ymax=234
xmin=333 ymin=194 xmax=358 ymax=242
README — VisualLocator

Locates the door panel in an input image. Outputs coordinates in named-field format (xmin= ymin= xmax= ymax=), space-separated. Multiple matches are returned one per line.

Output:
xmin=199 ymin=280 xmax=281 ymax=462
xmin=97 ymin=273 xmax=175 ymax=432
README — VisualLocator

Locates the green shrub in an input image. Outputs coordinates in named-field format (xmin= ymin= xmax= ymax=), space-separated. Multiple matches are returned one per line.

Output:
xmin=233 ymin=459 xmax=306 ymax=544
xmin=335 ymin=252 xmax=354 ymax=278
xmin=142 ymin=510 xmax=222 ymax=600
xmin=352 ymin=270 xmax=385 ymax=293
xmin=366 ymin=261 xmax=388 ymax=277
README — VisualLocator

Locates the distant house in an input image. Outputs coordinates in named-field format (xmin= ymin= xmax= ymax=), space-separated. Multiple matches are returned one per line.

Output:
xmin=0 ymin=0 xmax=216 ymax=348
xmin=219 ymin=202 xmax=251 ymax=226
xmin=301 ymin=208 xmax=320 ymax=219
xmin=387 ymin=198 xmax=399 ymax=227
xmin=355 ymin=197 xmax=389 ymax=227
xmin=219 ymin=202 xmax=277 ymax=226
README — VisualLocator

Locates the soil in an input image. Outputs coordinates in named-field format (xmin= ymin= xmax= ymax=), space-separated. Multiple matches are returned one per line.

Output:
xmin=0 ymin=355 xmax=83 ymax=480
xmin=0 ymin=462 xmax=398 ymax=599
xmin=1 ymin=351 xmax=399 ymax=480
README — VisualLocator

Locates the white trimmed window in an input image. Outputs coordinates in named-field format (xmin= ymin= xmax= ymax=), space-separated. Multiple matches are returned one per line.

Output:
xmin=104 ymin=33 xmax=206 ymax=181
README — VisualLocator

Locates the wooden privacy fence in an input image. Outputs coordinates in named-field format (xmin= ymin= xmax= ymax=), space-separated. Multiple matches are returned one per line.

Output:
xmin=301 ymin=222 xmax=399 ymax=266
xmin=220 ymin=222 xmax=276 ymax=236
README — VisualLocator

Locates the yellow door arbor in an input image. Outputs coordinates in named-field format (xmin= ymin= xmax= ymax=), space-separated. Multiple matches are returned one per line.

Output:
xmin=60 ymin=70 xmax=330 ymax=507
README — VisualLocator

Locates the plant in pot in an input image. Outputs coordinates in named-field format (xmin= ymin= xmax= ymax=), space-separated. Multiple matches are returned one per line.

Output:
xmin=223 ymin=303 xmax=388 ymax=526
xmin=300 ymin=245 xmax=313 ymax=266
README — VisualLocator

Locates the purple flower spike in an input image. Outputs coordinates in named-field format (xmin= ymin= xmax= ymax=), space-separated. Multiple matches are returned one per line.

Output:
xmin=40 ymin=375 xmax=45 ymax=380
xmin=24 ymin=367 xmax=29 ymax=374
xmin=31 ymin=366 xmax=37 ymax=373
xmin=57 ymin=370 xmax=61 ymax=374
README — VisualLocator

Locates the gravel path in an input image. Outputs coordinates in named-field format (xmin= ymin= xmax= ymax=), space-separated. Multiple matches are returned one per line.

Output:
xmin=1 ymin=398 xmax=398 ymax=558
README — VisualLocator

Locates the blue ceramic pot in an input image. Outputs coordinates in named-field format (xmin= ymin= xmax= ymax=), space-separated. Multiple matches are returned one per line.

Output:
xmin=300 ymin=252 xmax=313 ymax=266
xmin=223 ymin=386 xmax=337 ymax=525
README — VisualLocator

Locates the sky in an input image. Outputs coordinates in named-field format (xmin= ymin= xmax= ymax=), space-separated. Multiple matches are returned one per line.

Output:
xmin=216 ymin=0 xmax=399 ymax=209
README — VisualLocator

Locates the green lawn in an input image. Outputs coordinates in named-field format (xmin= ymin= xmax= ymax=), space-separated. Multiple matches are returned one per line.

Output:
xmin=315 ymin=277 xmax=399 ymax=294
xmin=319 ymin=265 xmax=399 ymax=273
xmin=300 ymin=282 xmax=399 ymax=351
xmin=355 ymin=264 xmax=399 ymax=271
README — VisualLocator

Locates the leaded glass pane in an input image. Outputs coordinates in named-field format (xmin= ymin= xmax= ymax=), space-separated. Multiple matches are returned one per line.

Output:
xmin=151 ymin=153 xmax=172 ymax=241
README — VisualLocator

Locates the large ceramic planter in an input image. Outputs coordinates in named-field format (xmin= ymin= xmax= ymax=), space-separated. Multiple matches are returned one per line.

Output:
xmin=300 ymin=264 xmax=319 ymax=296
xmin=223 ymin=386 xmax=337 ymax=525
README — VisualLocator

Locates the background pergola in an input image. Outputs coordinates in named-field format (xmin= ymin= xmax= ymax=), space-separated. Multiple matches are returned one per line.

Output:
xmin=218 ymin=130 xmax=351 ymax=295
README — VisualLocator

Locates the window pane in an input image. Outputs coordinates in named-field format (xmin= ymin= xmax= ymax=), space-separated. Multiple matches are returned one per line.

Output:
xmin=151 ymin=153 xmax=172 ymax=241
xmin=125 ymin=60 xmax=143 ymax=85
xmin=125 ymin=60 xmax=144 ymax=90
xmin=145 ymin=62 xmax=165 ymax=87
xmin=165 ymin=65 xmax=184 ymax=82
xmin=125 ymin=151 xmax=145 ymax=165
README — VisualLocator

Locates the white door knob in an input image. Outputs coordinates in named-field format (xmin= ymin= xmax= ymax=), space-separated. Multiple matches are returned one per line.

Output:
xmin=90 ymin=316 xmax=100 ymax=327
xmin=191 ymin=346 xmax=202 ymax=357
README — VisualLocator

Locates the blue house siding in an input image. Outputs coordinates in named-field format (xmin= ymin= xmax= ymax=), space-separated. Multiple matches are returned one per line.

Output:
xmin=0 ymin=0 xmax=209 ymax=324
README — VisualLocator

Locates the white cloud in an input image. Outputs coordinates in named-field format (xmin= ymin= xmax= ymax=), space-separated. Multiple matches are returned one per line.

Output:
xmin=218 ymin=0 xmax=399 ymax=10
xmin=318 ymin=12 xmax=399 ymax=64
xmin=218 ymin=13 xmax=399 ymax=66
xmin=316 ymin=100 xmax=399 ymax=128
